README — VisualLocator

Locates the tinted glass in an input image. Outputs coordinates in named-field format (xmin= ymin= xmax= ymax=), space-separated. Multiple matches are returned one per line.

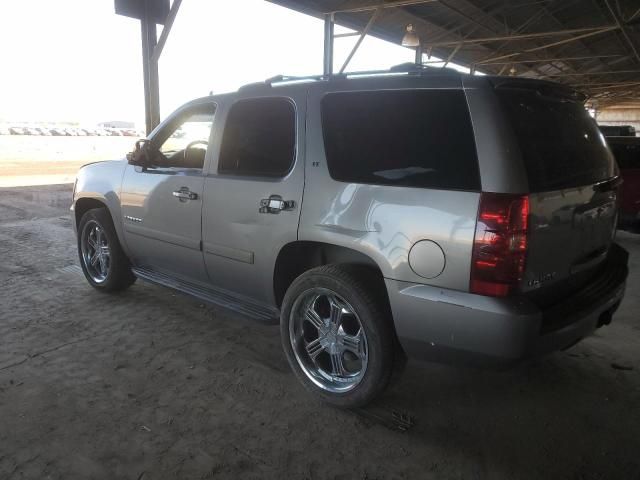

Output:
xmin=497 ymin=89 xmax=616 ymax=192
xmin=148 ymin=103 xmax=215 ymax=170
xmin=321 ymin=90 xmax=480 ymax=190
xmin=609 ymin=141 xmax=640 ymax=170
xmin=218 ymin=97 xmax=296 ymax=177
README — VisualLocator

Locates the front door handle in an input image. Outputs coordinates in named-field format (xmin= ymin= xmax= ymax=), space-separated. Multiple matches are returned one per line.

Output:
xmin=259 ymin=195 xmax=295 ymax=214
xmin=172 ymin=188 xmax=198 ymax=201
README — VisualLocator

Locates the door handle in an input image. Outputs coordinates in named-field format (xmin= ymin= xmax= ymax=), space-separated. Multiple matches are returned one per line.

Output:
xmin=172 ymin=188 xmax=198 ymax=201
xmin=259 ymin=195 xmax=295 ymax=214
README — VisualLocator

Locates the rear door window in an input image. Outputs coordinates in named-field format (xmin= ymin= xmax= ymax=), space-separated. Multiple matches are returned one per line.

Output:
xmin=321 ymin=89 xmax=480 ymax=191
xmin=497 ymin=89 xmax=616 ymax=192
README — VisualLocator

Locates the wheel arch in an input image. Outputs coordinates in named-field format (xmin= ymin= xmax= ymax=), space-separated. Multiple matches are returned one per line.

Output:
xmin=74 ymin=197 xmax=109 ymax=228
xmin=273 ymin=241 xmax=387 ymax=309
xmin=74 ymin=195 xmax=130 ymax=258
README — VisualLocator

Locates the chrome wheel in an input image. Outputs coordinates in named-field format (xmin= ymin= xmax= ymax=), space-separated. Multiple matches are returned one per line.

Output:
xmin=289 ymin=288 xmax=368 ymax=393
xmin=80 ymin=220 xmax=110 ymax=283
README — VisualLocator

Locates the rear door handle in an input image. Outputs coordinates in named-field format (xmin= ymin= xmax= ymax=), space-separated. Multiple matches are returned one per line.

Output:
xmin=172 ymin=188 xmax=198 ymax=201
xmin=259 ymin=195 xmax=295 ymax=214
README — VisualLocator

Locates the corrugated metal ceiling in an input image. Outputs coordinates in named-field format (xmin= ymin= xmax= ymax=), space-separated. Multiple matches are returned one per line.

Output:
xmin=269 ymin=0 xmax=640 ymax=107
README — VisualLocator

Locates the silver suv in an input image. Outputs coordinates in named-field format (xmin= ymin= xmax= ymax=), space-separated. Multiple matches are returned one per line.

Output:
xmin=72 ymin=66 xmax=629 ymax=407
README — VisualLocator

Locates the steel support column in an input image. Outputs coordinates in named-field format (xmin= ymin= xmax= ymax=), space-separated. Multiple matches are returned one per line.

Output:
xmin=141 ymin=10 xmax=160 ymax=135
xmin=323 ymin=14 xmax=334 ymax=76
xmin=415 ymin=44 xmax=423 ymax=65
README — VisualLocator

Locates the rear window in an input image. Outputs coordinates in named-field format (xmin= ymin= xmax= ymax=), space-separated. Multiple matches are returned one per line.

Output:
xmin=497 ymin=88 xmax=616 ymax=192
xmin=321 ymin=90 xmax=480 ymax=191
xmin=609 ymin=141 xmax=640 ymax=170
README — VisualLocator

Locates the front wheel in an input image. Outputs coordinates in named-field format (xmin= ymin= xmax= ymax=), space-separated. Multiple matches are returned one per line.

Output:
xmin=77 ymin=207 xmax=135 ymax=292
xmin=280 ymin=265 xmax=395 ymax=408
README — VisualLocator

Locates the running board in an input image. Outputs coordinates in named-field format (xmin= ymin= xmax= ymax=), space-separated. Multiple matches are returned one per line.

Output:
xmin=132 ymin=267 xmax=279 ymax=324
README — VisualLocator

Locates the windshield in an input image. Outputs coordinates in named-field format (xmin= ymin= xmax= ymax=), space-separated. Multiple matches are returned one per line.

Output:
xmin=497 ymin=88 xmax=617 ymax=192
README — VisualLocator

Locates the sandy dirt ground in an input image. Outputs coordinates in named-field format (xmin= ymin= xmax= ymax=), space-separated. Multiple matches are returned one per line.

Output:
xmin=0 ymin=184 xmax=639 ymax=480
xmin=0 ymin=136 xmax=135 ymax=187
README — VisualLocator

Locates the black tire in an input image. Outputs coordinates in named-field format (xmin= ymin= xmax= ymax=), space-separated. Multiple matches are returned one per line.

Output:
xmin=77 ymin=207 xmax=136 ymax=292
xmin=280 ymin=264 xmax=396 ymax=408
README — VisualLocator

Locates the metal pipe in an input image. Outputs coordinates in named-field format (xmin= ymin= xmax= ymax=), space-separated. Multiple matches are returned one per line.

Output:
xmin=334 ymin=32 xmax=360 ymax=38
xmin=424 ymin=26 xmax=616 ymax=48
xmin=323 ymin=14 xmax=334 ymax=76
xmin=339 ymin=8 xmax=381 ymax=74
xmin=540 ymin=69 xmax=640 ymax=77
xmin=152 ymin=0 xmax=182 ymax=64
xmin=572 ymin=81 xmax=640 ymax=88
xmin=472 ymin=54 xmax=625 ymax=65
xmin=478 ymin=27 xmax=618 ymax=64
xmin=628 ymin=6 xmax=640 ymax=23
xmin=328 ymin=0 xmax=437 ymax=14
xmin=605 ymin=0 xmax=640 ymax=65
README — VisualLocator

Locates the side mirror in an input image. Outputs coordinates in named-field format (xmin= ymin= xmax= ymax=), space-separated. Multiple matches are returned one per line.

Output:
xmin=127 ymin=139 xmax=151 ymax=166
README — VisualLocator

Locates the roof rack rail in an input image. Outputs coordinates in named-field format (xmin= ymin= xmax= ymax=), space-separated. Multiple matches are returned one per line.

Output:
xmin=264 ymin=74 xmax=325 ymax=85
xmin=333 ymin=63 xmax=462 ymax=78
xmin=240 ymin=63 xmax=463 ymax=92
xmin=239 ymin=74 xmax=324 ymax=92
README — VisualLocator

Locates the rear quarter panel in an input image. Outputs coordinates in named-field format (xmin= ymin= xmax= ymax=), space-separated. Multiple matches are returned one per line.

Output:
xmin=300 ymin=77 xmax=480 ymax=291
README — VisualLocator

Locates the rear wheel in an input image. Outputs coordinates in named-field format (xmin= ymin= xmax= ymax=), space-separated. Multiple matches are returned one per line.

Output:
xmin=281 ymin=265 xmax=395 ymax=408
xmin=78 ymin=207 xmax=135 ymax=292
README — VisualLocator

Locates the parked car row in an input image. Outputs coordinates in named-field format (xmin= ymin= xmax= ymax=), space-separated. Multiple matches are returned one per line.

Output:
xmin=0 ymin=126 xmax=143 ymax=137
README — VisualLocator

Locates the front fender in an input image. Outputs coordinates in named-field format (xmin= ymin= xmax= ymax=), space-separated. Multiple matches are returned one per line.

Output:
xmin=73 ymin=159 xmax=130 ymax=256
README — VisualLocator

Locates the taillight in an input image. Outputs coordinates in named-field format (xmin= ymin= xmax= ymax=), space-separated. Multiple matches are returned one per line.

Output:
xmin=470 ymin=193 xmax=529 ymax=297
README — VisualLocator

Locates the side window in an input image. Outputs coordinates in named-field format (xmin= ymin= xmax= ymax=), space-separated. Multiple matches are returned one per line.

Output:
xmin=321 ymin=90 xmax=480 ymax=191
xmin=218 ymin=97 xmax=296 ymax=177
xmin=149 ymin=103 xmax=215 ymax=170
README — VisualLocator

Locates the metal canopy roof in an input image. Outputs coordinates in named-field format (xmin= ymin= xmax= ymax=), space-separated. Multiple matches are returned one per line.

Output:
xmin=268 ymin=0 xmax=640 ymax=108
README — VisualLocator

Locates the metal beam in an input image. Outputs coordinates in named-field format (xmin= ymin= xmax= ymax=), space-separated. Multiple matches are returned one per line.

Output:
xmin=538 ymin=69 xmax=640 ymax=77
xmin=151 ymin=0 xmax=182 ymax=63
xmin=323 ymin=14 xmax=334 ymax=76
xmin=605 ymin=0 xmax=640 ymax=65
xmin=573 ymin=81 xmax=640 ymax=88
xmin=628 ymin=6 xmax=640 ymax=23
xmin=470 ymin=54 xmax=625 ymax=66
xmin=334 ymin=31 xmax=360 ymax=38
xmin=424 ymin=26 xmax=616 ymax=48
xmin=328 ymin=0 xmax=437 ymax=14
xmin=477 ymin=27 xmax=618 ymax=64
xmin=339 ymin=8 xmax=381 ymax=74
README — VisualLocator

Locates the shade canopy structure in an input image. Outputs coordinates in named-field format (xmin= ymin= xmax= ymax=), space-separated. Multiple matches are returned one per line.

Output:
xmin=268 ymin=0 xmax=640 ymax=109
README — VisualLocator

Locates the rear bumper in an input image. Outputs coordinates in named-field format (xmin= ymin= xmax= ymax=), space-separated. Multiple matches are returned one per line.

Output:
xmin=387 ymin=244 xmax=628 ymax=367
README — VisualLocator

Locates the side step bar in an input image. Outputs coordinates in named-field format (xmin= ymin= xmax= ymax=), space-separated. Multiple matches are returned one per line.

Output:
xmin=132 ymin=267 xmax=279 ymax=324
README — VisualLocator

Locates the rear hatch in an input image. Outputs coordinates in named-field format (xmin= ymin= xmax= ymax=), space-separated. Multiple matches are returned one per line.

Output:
xmin=494 ymin=81 xmax=619 ymax=307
